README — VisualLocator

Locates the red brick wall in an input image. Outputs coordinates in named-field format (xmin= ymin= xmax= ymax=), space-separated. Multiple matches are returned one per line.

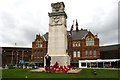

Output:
xmin=32 ymin=34 xmax=47 ymax=62
xmin=68 ymin=31 xmax=100 ymax=62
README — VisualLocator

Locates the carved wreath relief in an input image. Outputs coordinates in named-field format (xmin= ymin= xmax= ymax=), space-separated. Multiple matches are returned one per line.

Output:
xmin=50 ymin=16 xmax=62 ymax=25
xmin=53 ymin=16 xmax=60 ymax=23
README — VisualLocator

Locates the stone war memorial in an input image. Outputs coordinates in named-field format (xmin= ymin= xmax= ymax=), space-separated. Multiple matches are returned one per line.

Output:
xmin=47 ymin=2 xmax=70 ymax=66
xmin=43 ymin=2 xmax=80 ymax=73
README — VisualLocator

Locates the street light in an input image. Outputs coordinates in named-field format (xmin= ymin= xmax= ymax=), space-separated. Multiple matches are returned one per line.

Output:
xmin=16 ymin=51 xmax=18 ymax=67
xmin=22 ymin=50 xmax=24 ymax=61
xmin=22 ymin=50 xmax=25 ymax=68
xmin=11 ymin=50 xmax=14 ymax=64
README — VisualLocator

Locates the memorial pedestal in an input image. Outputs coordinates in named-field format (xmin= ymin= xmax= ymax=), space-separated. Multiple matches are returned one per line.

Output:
xmin=50 ymin=55 xmax=70 ymax=66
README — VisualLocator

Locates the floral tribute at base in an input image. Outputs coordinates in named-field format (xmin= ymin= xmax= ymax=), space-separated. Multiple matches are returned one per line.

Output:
xmin=44 ymin=62 xmax=76 ymax=73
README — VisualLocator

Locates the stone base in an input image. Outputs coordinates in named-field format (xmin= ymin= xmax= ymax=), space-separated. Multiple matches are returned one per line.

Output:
xmin=51 ymin=55 xmax=70 ymax=66
xmin=44 ymin=55 xmax=70 ymax=67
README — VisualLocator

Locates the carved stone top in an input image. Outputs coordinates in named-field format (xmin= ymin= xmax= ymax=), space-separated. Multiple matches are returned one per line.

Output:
xmin=51 ymin=2 xmax=65 ymax=13
xmin=49 ymin=2 xmax=67 ymax=26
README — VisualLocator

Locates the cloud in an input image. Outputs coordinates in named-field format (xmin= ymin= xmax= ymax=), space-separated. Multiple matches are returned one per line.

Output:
xmin=0 ymin=0 xmax=119 ymax=47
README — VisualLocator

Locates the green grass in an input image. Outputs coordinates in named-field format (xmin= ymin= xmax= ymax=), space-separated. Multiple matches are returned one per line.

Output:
xmin=1 ymin=68 xmax=119 ymax=78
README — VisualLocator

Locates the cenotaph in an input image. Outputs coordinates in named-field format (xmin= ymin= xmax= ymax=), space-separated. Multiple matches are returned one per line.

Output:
xmin=47 ymin=2 xmax=70 ymax=66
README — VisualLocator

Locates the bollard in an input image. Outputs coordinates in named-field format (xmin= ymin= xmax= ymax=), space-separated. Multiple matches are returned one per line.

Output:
xmin=25 ymin=76 xmax=28 ymax=78
xmin=93 ymin=69 xmax=97 ymax=75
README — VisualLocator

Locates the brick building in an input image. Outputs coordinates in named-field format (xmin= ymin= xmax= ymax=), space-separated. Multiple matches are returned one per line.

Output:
xmin=68 ymin=29 xmax=100 ymax=67
xmin=32 ymin=27 xmax=100 ymax=67
xmin=1 ymin=47 xmax=31 ymax=67
xmin=31 ymin=34 xmax=48 ymax=67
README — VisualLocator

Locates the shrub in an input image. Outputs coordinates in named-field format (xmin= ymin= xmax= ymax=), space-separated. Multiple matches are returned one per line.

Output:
xmin=28 ymin=61 xmax=35 ymax=69
xmin=8 ymin=64 xmax=15 ymax=69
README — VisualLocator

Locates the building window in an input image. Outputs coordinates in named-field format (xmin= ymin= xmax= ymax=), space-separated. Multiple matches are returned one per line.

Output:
xmin=86 ymin=36 xmax=94 ymax=46
xmin=34 ymin=52 xmax=37 ymax=57
xmin=78 ymin=43 xmax=80 ymax=46
xmin=86 ymin=40 xmax=94 ymax=46
xmin=89 ymin=50 xmax=92 ymax=57
xmin=73 ymin=51 xmax=76 ymax=57
xmin=76 ymin=43 xmax=77 ymax=46
xmin=73 ymin=42 xmax=76 ymax=47
xmin=73 ymin=41 xmax=81 ymax=47
xmin=93 ymin=50 xmax=96 ymax=57
xmin=91 ymin=40 xmax=94 ymax=45
xmin=73 ymin=43 xmax=75 ymax=47
xmin=38 ymin=52 xmax=41 ymax=57
xmin=36 ymin=41 xmax=42 ymax=48
xmin=85 ymin=50 xmax=88 ymax=57
xmin=86 ymin=41 xmax=89 ymax=46
xmin=77 ymin=51 xmax=80 ymax=57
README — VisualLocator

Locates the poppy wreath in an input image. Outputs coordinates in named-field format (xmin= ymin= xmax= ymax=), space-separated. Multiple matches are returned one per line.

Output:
xmin=44 ymin=62 xmax=75 ymax=73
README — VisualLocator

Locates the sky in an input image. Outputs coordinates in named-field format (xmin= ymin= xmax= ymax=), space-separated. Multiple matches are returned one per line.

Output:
xmin=0 ymin=0 xmax=119 ymax=47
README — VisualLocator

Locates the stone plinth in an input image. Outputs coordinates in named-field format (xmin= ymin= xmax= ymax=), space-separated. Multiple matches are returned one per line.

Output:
xmin=50 ymin=55 xmax=70 ymax=66
xmin=44 ymin=55 xmax=70 ymax=67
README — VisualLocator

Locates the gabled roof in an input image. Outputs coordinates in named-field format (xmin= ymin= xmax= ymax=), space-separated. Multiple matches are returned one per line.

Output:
xmin=43 ymin=29 xmax=89 ymax=41
xmin=68 ymin=29 xmax=88 ymax=40
xmin=43 ymin=32 xmax=48 ymax=41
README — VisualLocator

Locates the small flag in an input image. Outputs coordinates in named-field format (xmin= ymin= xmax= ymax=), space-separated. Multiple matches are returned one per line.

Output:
xmin=70 ymin=20 xmax=74 ymax=35
xmin=76 ymin=19 xmax=79 ymax=32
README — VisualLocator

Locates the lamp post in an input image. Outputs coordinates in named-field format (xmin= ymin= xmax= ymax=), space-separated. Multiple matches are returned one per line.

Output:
xmin=0 ymin=48 xmax=3 ymax=68
xmin=16 ymin=51 xmax=18 ymax=67
xmin=22 ymin=50 xmax=24 ymax=61
xmin=3 ymin=50 xmax=6 ymax=65
xmin=11 ymin=51 xmax=14 ymax=64
xmin=21 ymin=50 xmax=24 ymax=68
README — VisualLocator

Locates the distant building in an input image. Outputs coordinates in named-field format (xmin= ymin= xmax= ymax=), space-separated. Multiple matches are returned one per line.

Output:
xmin=100 ymin=44 xmax=120 ymax=59
xmin=1 ymin=47 xmax=31 ymax=67
xmin=68 ymin=29 xmax=100 ymax=67
xmin=32 ymin=28 xmax=100 ymax=67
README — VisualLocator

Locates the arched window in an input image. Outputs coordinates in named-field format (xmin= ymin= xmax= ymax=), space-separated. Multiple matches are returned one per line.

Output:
xmin=73 ymin=43 xmax=75 ymax=47
xmin=36 ymin=41 xmax=42 ymax=48
xmin=86 ymin=36 xmax=94 ymax=46
xmin=76 ymin=43 xmax=77 ymax=46
xmin=73 ymin=41 xmax=81 ymax=47
xmin=78 ymin=42 xmax=81 ymax=46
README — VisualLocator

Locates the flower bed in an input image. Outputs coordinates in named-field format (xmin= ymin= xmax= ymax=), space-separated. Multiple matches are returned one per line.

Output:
xmin=30 ymin=62 xmax=81 ymax=74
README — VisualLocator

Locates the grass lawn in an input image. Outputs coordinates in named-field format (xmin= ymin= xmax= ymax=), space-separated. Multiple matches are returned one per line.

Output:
xmin=1 ymin=68 xmax=119 ymax=79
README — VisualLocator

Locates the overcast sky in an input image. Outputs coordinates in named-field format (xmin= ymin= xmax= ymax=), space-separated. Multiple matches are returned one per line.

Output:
xmin=0 ymin=0 xmax=119 ymax=47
